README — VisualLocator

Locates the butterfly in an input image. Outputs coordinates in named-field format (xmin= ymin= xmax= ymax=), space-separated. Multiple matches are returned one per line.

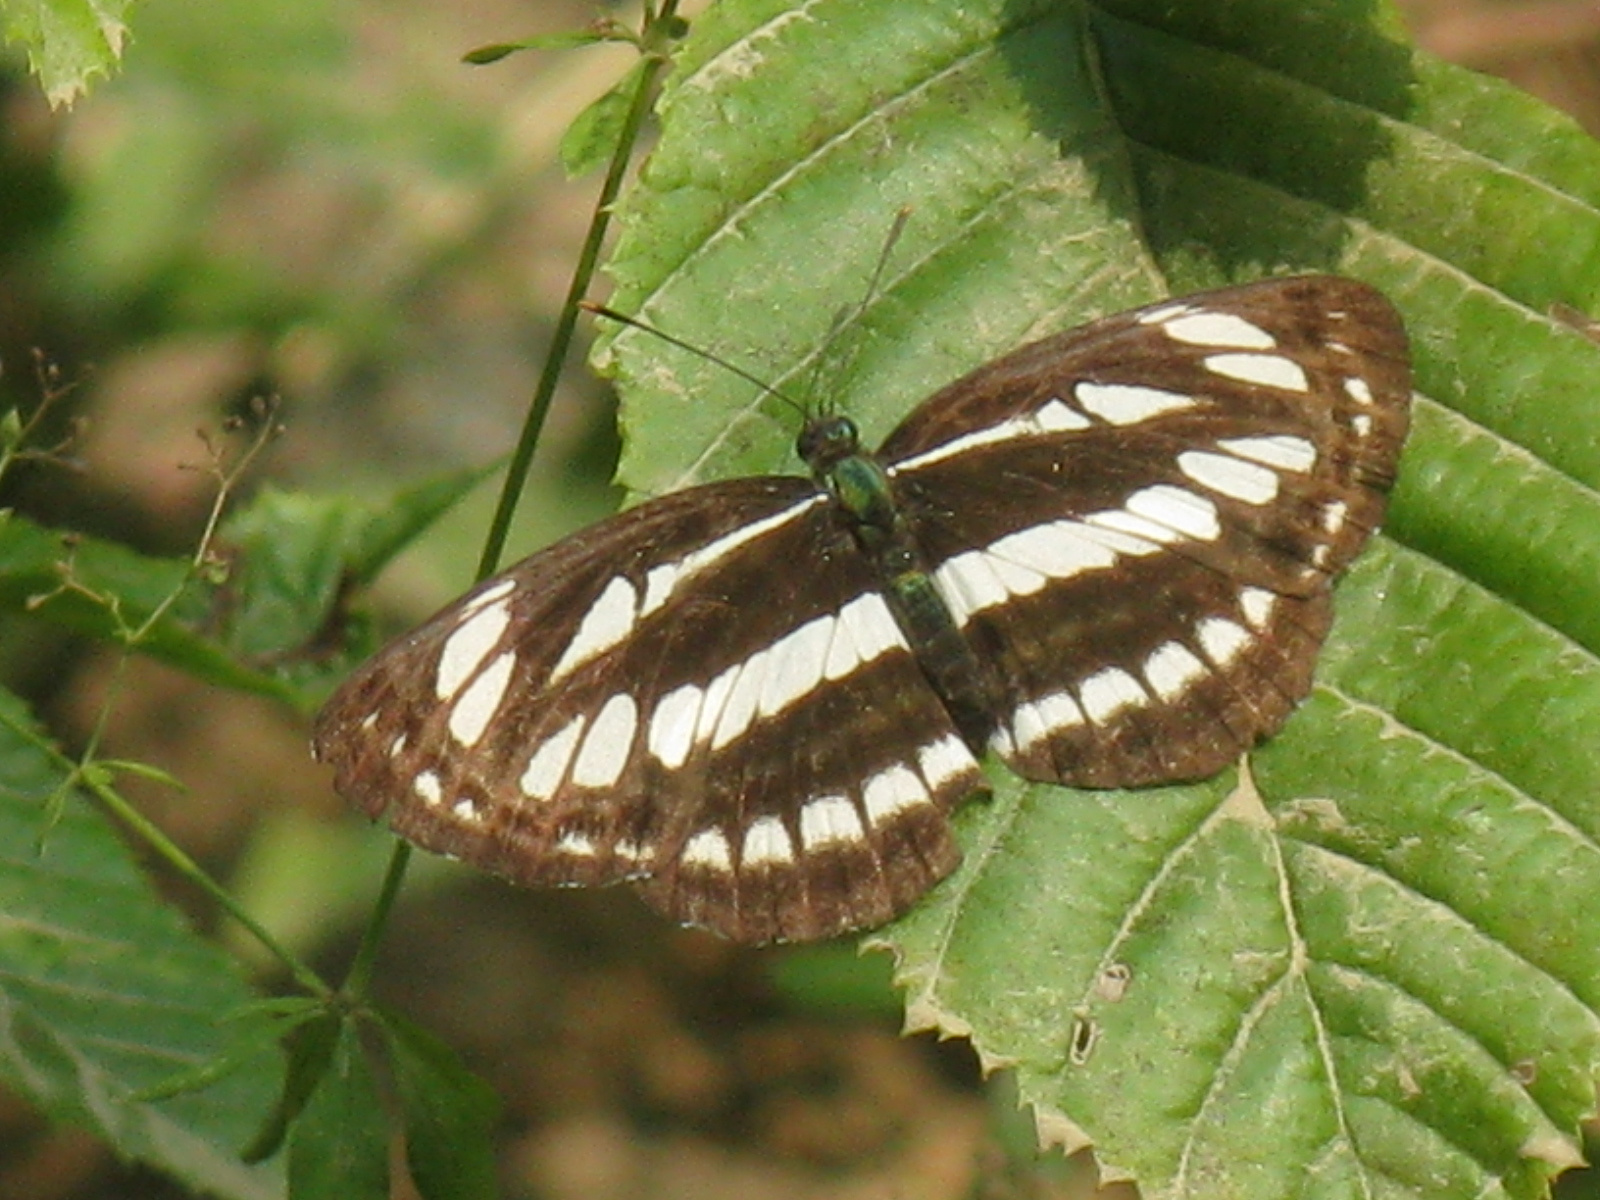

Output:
xmin=312 ymin=274 xmax=1411 ymax=944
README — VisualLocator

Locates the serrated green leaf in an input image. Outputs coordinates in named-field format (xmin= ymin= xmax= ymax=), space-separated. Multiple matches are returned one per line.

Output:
xmin=0 ymin=686 xmax=283 ymax=1199
xmin=603 ymin=2 xmax=1600 ymax=1197
xmin=286 ymin=1018 xmax=389 ymax=1200
xmin=0 ymin=0 xmax=132 ymax=106
xmin=378 ymin=1008 xmax=500 ymax=1200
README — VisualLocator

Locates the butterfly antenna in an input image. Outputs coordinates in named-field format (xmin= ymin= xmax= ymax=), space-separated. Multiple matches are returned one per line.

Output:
xmin=806 ymin=206 xmax=912 ymax=417
xmin=581 ymin=301 xmax=808 ymax=422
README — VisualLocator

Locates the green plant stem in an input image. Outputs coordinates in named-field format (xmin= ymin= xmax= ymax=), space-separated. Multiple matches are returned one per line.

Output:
xmin=342 ymin=841 xmax=410 ymax=1000
xmin=342 ymin=3 xmax=682 ymax=1002
xmin=475 ymin=0 xmax=682 ymax=580
xmin=80 ymin=769 xmax=332 ymax=1000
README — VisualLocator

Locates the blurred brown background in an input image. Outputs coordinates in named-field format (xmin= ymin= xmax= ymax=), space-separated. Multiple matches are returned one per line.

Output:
xmin=0 ymin=2 xmax=1597 ymax=1198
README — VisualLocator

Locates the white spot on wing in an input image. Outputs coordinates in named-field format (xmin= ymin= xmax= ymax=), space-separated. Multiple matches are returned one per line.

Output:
xmin=695 ymin=664 xmax=740 ymax=743
xmin=742 ymin=816 xmax=793 ymax=867
xmin=1075 ymin=522 xmax=1163 ymax=558
xmin=460 ymin=577 xmax=515 ymax=614
xmin=1321 ymin=500 xmax=1348 ymax=534
xmin=935 ymin=549 xmax=1012 ymax=617
xmin=436 ymin=600 xmax=511 ymax=700
xmin=1037 ymin=398 xmax=1092 ymax=431
xmin=640 ymin=561 xmax=681 ymax=616
xmin=682 ymin=828 xmax=733 ymax=872
xmin=639 ymin=496 xmax=824 ymax=618
xmin=822 ymin=603 xmax=863 ymax=680
xmin=1133 ymin=484 xmax=1222 ymax=541
xmin=1203 ymin=353 xmax=1309 ymax=392
xmin=917 ymin=734 xmax=980 ymax=793
xmin=891 ymin=419 xmax=1031 ymax=472
xmin=1161 ymin=311 xmax=1276 ymax=349
xmin=890 ymin=399 xmax=1092 ymax=474
xmin=1239 ymin=588 xmax=1276 ymax=630
xmin=1143 ymin=642 xmax=1208 ymax=702
xmin=1074 ymin=381 xmax=1196 ymax=425
xmin=862 ymin=765 xmax=929 ymax=824
xmin=520 ymin=714 xmax=586 ymax=800
xmin=1079 ymin=667 xmax=1149 ymax=725
xmin=994 ymin=522 xmax=1119 ymax=577
xmin=1345 ymin=377 xmax=1374 ymax=404
xmin=711 ymin=651 xmax=766 ymax=751
xmin=452 ymin=798 xmax=482 ymax=823
xmin=936 ymin=519 xmax=1133 ymax=622
xmin=1197 ymin=617 xmax=1252 ymax=666
xmin=651 ymin=594 xmax=909 ymax=759
xmin=1084 ymin=508 xmax=1182 ymax=546
xmin=1005 ymin=691 xmax=1086 ymax=754
xmin=448 ymin=651 xmax=516 ymax=747
xmin=1139 ymin=302 xmax=1193 ymax=325
xmin=557 ymin=830 xmax=597 ymax=857
xmin=1218 ymin=434 xmax=1317 ymax=473
xmin=758 ymin=613 xmax=833 ymax=717
xmin=982 ymin=547 xmax=1050 ymax=597
xmin=1111 ymin=485 xmax=1221 ymax=543
xmin=571 ymin=693 xmax=638 ymax=789
xmin=1177 ymin=450 xmax=1280 ymax=505
xmin=649 ymin=683 xmax=703 ymax=770
xmin=414 ymin=771 xmax=443 ymax=806
xmin=550 ymin=576 xmax=638 ymax=683
xmin=800 ymin=795 xmax=865 ymax=849
xmin=832 ymin=593 xmax=906 ymax=672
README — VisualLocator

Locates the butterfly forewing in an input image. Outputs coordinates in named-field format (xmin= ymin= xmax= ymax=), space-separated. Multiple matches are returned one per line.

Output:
xmin=314 ymin=274 xmax=1410 ymax=944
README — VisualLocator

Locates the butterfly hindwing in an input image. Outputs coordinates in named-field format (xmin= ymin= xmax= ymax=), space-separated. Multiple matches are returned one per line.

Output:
xmin=638 ymin=650 xmax=979 ymax=942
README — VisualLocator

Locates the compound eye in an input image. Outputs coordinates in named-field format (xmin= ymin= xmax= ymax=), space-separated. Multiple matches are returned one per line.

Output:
xmin=796 ymin=416 xmax=860 ymax=469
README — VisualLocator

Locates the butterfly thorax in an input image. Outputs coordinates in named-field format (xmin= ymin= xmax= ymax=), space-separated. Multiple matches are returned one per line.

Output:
xmin=799 ymin=414 xmax=901 ymax=536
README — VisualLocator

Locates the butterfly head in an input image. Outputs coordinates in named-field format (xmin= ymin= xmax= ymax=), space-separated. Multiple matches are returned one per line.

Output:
xmin=796 ymin=414 xmax=863 ymax=477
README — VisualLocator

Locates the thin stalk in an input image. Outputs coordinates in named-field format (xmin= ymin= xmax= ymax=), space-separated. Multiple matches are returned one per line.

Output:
xmin=476 ymin=0 xmax=682 ymax=580
xmin=81 ymin=769 xmax=332 ymax=999
xmin=341 ymin=841 xmax=410 ymax=999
